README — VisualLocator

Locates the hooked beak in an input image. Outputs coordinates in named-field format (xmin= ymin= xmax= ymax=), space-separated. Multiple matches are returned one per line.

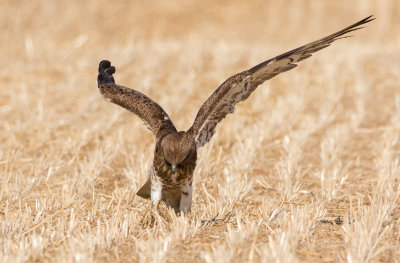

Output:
xmin=171 ymin=164 xmax=176 ymax=173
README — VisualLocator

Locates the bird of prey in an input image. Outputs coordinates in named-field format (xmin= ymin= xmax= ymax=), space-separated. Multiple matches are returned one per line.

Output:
xmin=97 ymin=16 xmax=374 ymax=213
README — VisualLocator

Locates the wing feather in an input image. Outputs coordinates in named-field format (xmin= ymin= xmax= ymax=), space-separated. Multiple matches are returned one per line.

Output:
xmin=189 ymin=16 xmax=374 ymax=148
xmin=97 ymin=60 xmax=177 ymax=139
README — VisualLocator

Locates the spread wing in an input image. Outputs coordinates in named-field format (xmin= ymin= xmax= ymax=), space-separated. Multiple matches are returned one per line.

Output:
xmin=97 ymin=60 xmax=177 ymax=139
xmin=189 ymin=15 xmax=374 ymax=148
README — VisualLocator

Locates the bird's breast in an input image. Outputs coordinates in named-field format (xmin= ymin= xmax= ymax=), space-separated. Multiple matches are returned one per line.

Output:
xmin=153 ymin=143 xmax=197 ymax=188
xmin=153 ymin=158 xmax=196 ymax=188
xmin=156 ymin=163 xmax=194 ymax=188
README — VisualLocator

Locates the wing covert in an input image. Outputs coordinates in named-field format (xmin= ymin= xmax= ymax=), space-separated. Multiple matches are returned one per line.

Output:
xmin=189 ymin=15 xmax=374 ymax=148
xmin=97 ymin=60 xmax=177 ymax=139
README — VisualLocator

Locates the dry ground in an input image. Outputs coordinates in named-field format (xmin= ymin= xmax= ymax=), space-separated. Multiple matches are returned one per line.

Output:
xmin=1 ymin=0 xmax=400 ymax=262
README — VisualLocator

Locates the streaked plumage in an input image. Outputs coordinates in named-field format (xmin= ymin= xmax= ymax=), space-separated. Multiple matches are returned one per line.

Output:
xmin=97 ymin=16 xmax=374 ymax=213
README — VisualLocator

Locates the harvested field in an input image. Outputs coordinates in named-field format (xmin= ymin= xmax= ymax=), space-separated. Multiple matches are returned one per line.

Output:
xmin=1 ymin=0 xmax=400 ymax=262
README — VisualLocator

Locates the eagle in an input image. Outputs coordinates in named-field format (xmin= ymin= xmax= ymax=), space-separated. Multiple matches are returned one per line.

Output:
xmin=97 ymin=16 xmax=374 ymax=213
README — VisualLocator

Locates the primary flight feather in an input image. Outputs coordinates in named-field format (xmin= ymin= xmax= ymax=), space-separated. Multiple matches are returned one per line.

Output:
xmin=97 ymin=16 xmax=374 ymax=213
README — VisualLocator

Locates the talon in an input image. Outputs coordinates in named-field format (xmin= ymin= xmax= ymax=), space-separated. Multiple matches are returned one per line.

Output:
xmin=152 ymin=200 xmax=161 ymax=210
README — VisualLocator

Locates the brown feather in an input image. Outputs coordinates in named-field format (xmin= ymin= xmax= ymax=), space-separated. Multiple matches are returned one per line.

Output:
xmin=189 ymin=15 xmax=374 ymax=148
xmin=98 ymin=82 xmax=176 ymax=140
xmin=154 ymin=132 xmax=197 ymax=187
xmin=136 ymin=178 xmax=151 ymax=199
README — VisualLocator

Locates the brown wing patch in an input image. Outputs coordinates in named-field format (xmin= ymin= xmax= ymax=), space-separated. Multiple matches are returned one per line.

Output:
xmin=98 ymin=60 xmax=177 ymax=139
xmin=189 ymin=16 xmax=374 ymax=148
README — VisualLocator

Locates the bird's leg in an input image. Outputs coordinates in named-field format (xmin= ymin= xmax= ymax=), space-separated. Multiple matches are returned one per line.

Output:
xmin=179 ymin=181 xmax=193 ymax=213
xmin=148 ymin=165 xmax=162 ymax=208
xmin=150 ymin=175 xmax=163 ymax=211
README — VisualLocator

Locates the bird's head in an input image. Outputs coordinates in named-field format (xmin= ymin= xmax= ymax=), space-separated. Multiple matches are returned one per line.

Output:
xmin=161 ymin=132 xmax=196 ymax=173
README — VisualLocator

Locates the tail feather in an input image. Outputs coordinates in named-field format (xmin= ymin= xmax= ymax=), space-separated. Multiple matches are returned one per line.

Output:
xmin=136 ymin=179 xmax=151 ymax=199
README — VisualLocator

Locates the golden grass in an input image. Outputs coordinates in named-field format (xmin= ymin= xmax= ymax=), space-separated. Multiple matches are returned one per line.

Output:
xmin=1 ymin=0 xmax=400 ymax=262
